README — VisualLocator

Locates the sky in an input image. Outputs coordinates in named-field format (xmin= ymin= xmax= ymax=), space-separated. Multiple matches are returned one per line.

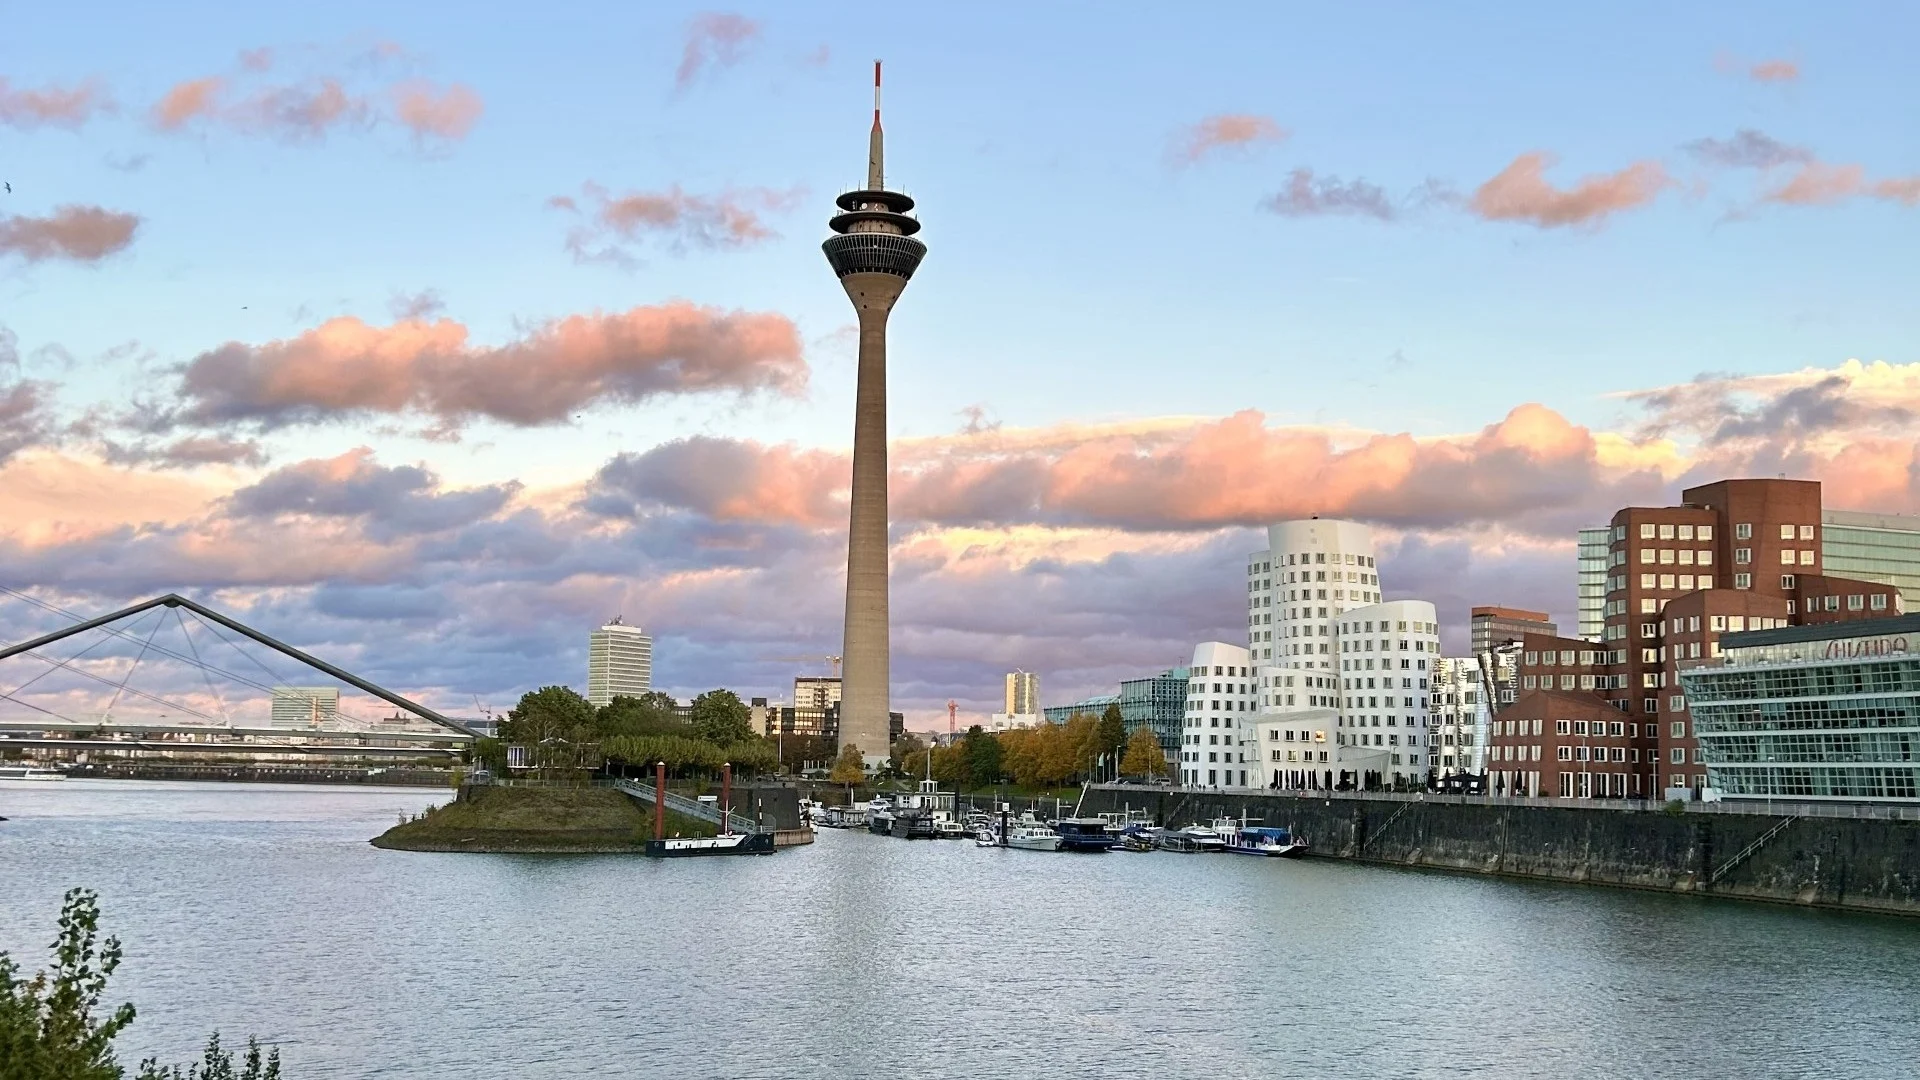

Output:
xmin=2 ymin=2 xmax=1917 ymax=729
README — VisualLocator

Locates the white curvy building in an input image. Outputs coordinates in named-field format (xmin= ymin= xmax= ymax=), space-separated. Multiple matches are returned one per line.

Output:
xmin=1246 ymin=518 xmax=1382 ymax=668
xmin=1428 ymin=645 xmax=1521 ymax=777
xmin=1187 ymin=519 xmax=1442 ymax=791
xmin=1179 ymin=642 xmax=1258 ymax=788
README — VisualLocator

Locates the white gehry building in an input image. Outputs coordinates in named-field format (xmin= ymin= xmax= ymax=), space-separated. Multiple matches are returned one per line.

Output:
xmin=1189 ymin=519 xmax=1440 ymax=791
xmin=1179 ymin=642 xmax=1258 ymax=788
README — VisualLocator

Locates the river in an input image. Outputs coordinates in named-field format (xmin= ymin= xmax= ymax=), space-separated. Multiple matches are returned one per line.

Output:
xmin=1 ymin=780 xmax=1916 ymax=1079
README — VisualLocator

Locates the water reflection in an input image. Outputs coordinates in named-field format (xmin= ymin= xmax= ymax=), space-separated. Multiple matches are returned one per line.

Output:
xmin=1 ymin=781 xmax=1916 ymax=1079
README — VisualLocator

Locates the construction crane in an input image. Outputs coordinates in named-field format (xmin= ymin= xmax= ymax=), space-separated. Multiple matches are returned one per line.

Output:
xmin=761 ymin=655 xmax=843 ymax=677
xmin=947 ymin=699 xmax=957 ymax=740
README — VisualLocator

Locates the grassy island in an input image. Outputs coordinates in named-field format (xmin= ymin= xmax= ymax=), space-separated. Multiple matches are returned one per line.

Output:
xmin=371 ymin=784 xmax=715 ymax=853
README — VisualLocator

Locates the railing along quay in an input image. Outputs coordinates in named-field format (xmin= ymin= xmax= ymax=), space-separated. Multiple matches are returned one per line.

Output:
xmin=1087 ymin=783 xmax=1920 ymax=822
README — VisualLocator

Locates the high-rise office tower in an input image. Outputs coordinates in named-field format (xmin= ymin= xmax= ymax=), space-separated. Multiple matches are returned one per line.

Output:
xmin=586 ymin=617 xmax=653 ymax=708
xmin=1004 ymin=670 xmax=1039 ymax=716
xmin=822 ymin=62 xmax=926 ymax=768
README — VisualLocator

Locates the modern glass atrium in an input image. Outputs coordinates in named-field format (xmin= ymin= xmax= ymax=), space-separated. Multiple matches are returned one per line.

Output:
xmin=1681 ymin=617 xmax=1920 ymax=801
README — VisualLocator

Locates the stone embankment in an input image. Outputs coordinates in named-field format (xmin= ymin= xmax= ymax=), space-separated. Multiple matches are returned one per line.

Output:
xmin=1081 ymin=786 xmax=1920 ymax=917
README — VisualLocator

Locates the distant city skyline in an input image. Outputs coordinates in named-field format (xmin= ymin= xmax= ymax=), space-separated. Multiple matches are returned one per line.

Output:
xmin=3 ymin=4 xmax=1919 ymax=728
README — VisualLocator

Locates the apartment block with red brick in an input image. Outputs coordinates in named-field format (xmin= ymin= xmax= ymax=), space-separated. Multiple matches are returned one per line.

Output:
xmin=1487 ymin=689 xmax=1637 ymax=797
xmin=1494 ymin=477 xmax=1904 ymax=800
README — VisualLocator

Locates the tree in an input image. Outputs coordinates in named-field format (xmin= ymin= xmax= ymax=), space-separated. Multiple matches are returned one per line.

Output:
xmin=502 ymin=686 xmax=597 ymax=769
xmin=0 ymin=890 xmax=281 ymax=1080
xmin=1096 ymin=704 xmax=1127 ymax=776
xmin=828 ymin=743 xmax=866 ymax=785
xmin=689 ymin=690 xmax=752 ymax=744
xmin=962 ymin=726 xmax=1003 ymax=787
xmin=889 ymin=732 xmax=926 ymax=777
xmin=1120 ymin=727 xmax=1166 ymax=778
xmin=594 ymin=693 xmax=683 ymax=739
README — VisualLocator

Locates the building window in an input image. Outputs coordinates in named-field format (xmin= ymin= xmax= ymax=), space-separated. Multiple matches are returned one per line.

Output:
xmin=1640 ymin=523 xmax=1656 ymax=539
xmin=1671 ymin=747 xmax=1685 ymax=764
xmin=1555 ymin=719 xmax=1570 ymax=735
xmin=1779 ymin=523 xmax=1795 ymax=540
xmin=1872 ymin=594 xmax=1889 ymax=610
xmin=1781 ymin=574 xmax=1796 ymax=590
xmin=1557 ymin=746 xmax=1572 ymax=761
xmin=1734 ymin=573 xmax=1751 ymax=590
xmin=1799 ymin=550 xmax=1815 ymax=566
xmin=1780 ymin=549 xmax=1795 ymax=565
xmin=1698 ymin=526 xmax=1713 ymax=541
xmin=1825 ymin=595 xmax=1840 ymax=611
xmin=1848 ymin=594 xmax=1864 ymax=610
xmin=1698 ymin=550 xmax=1712 ymax=565
xmin=1735 ymin=523 xmax=1752 ymax=540
xmin=1735 ymin=548 xmax=1752 ymax=564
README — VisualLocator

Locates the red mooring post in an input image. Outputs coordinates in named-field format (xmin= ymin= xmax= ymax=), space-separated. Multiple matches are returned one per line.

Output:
xmin=653 ymin=760 xmax=666 ymax=840
xmin=721 ymin=762 xmax=732 ymax=836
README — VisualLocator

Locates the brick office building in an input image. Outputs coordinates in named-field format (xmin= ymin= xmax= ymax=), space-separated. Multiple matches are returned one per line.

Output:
xmin=1490 ymin=478 xmax=1903 ymax=799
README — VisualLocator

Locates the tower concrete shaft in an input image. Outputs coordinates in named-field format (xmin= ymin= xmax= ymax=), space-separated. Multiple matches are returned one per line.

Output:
xmin=822 ymin=61 xmax=926 ymax=768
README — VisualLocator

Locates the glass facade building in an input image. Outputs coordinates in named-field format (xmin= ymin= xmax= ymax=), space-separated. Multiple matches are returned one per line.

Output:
xmin=1822 ymin=510 xmax=1920 ymax=612
xmin=1678 ymin=614 xmax=1920 ymax=801
xmin=1577 ymin=526 xmax=1610 ymax=641
xmin=1120 ymin=667 xmax=1191 ymax=753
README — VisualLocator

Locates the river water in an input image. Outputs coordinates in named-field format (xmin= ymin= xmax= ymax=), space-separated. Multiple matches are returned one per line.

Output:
xmin=2 ymin=780 xmax=1917 ymax=1079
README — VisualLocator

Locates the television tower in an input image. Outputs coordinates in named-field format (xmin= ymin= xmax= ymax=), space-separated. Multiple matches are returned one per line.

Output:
xmin=823 ymin=61 xmax=926 ymax=770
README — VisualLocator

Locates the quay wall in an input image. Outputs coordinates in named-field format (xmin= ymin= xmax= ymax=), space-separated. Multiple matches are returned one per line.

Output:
xmin=1080 ymin=787 xmax=1920 ymax=917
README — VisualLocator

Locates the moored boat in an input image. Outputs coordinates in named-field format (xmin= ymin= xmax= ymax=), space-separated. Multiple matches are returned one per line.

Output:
xmin=1052 ymin=818 xmax=1117 ymax=852
xmin=0 ymin=766 xmax=65 ymax=781
xmin=1221 ymin=823 xmax=1309 ymax=858
xmin=644 ymin=832 xmax=776 ymax=857
xmin=1004 ymin=822 xmax=1062 ymax=851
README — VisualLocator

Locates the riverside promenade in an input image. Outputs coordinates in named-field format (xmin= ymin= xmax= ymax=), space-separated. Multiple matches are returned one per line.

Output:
xmin=1081 ymin=784 xmax=1920 ymax=917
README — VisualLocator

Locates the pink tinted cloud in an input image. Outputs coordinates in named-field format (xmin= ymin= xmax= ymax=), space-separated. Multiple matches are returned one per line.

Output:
xmin=1763 ymin=160 xmax=1920 ymax=208
xmin=553 ymin=182 xmax=802 ymax=262
xmin=1747 ymin=58 xmax=1800 ymax=82
xmin=151 ymin=76 xmax=227 ymax=129
xmin=1170 ymin=113 xmax=1288 ymax=165
xmin=676 ymin=13 xmax=761 ymax=91
xmin=1469 ymin=151 xmax=1672 ymax=228
xmin=0 ymin=77 xmax=110 ymax=129
xmin=391 ymin=81 xmax=483 ymax=141
xmin=0 ymin=205 xmax=140 ymax=262
xmin=169 ymin=301 xmax=807 ymax=429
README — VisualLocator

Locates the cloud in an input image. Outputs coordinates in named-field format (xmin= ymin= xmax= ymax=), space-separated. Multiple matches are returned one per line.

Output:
xmin=1747 ymin=58 xmax=1800 ymax=83
xmin=159 ymin=301 xmax=807 ymax=430
xmin=1260 ymin=168 xmax=1398 ymax=220
xmin=1169 ymin=114 xmax=1288 ymax=166
xmin=390 ymin=81 xmax=483 ymax=141
xmin=551 ymin=182 xmax=803 ymax=263
xmin=149 ymin=51 xmax=479 ymax=144
xmin=101 ymin=434 xmax=267 ymax=470
xmin=150 ymin=76 xmax=229 ymax=129
xmin=0 ymin=380 xmax=58 ymax=464
xmin=676 ymin=13 xmax=761 ymax=92
xmin=1469 ymin=151 xmax=1672 ymax=228
xmin=225 ymin=448 xmax=517 ymax=537
xmin=388 ymin=289 xmax=445 ymax=320
xmin=0 ymin=206 xmax=141 ymax=263
xmin=1684 ymin=129 xmax=1814 ymax=170
xmin=10 ymin=354 xmax=1920 ymax=727
xmin=1762 ymin=160 xmax=1920 ymax=208
xmin=0 ymin=77 xmax=110 ymax=129
xmin=585 ymin=437 xmax=846 ymax=525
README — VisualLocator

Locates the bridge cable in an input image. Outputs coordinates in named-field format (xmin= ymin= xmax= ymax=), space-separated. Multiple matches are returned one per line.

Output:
xmin=172 ymin=606 xmax=231 ymax=723
xmin=0 ymin=692 xmax=80 ymax=724
xmin=102 ymin=611 xmax=167 ymax=719
xmin=0 ymin=587 xmax=279 ymax=696
xmin=2 ymin=607 xmax=160 ymax=702
xmin=0 ymin=624 xmax=222 ymax=723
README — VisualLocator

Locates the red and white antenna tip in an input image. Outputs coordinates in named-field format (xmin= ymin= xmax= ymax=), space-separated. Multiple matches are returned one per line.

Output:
xmin=872 ymin=60 xmax=882 ymax=124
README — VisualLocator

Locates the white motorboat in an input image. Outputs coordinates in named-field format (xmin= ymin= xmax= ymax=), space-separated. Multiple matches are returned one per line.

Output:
xmin=0 ymin=766 xmax=65 ymax=781
xmin=1177 ymin=823 xmax=1226 ymax=852
xmin=1003 ymin=823 xmax=1062 ymax=851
